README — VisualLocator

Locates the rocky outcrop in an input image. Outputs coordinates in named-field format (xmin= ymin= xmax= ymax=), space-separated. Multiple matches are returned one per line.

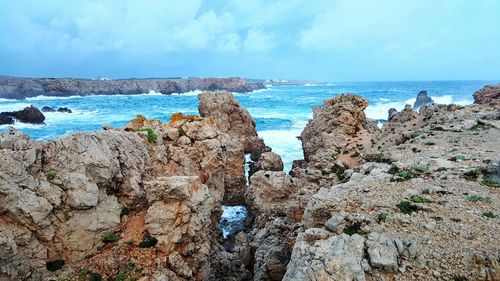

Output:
xmin=0 ymin=105 xmax=45 ymax=124
xmin=0 ymin=115 xmax=14 ymax=125
xmin=198 ymin=92 xmax=267 ymax=204
xmin=42 ymin=106 xmax=72 ymax=113
xmin=473 ymin=84 xmax=500 ymax=107
xmin=248 ymin=152 xmax=283 ymax=177
xmin=0 ymin=92 xmax=264 ymax=280
xmin=0 ymin=76 xmax=265 ymax=99
xmin=412 ymin=90 xmax=433 ymax=109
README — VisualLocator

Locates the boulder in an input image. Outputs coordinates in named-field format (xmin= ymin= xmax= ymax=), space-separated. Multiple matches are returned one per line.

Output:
xmin=249 ymin=152 xmax=284 ymax=176
xmin=57 ymin=107 xmax=72 ymax=113
xmin=388 ymin=108 xmax=397 ymax=120
xmin=473 ymin=84 xmax=500 ymax=107
xmin=41 ymin=106 xmax=56 ymax=112
xmin=0 ymin=114 xmax=14 ymax=125
xmin=1 ymin=105 xmax=45 ymax=124
xmin=246 ymin=171 xmax=296 ymax=215
xmin=413 ymin=90 xmax=434 ymax=109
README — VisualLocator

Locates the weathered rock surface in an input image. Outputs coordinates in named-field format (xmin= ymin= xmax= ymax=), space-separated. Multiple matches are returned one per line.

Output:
xmin=413 ymin=90 xmax=434 ymax=109
xmin=0 ymin=105 xmax=45 ymax=124
xmin=248 ymin=152 xmax=283 ymax=177
xmin=0 ymin=92 xmax=264 ymax=281
xmin=474 ymin=83 xmax=500 ymax=107
xmin=198 ymin=92 xmax=267 ymax=204
xmin=0 ymin=114 xmax=14 ymax=125
xmin=0 ymin=76 xmax=264 ymax=99
xmin=41 ymin=106 xmax=72 ymax=113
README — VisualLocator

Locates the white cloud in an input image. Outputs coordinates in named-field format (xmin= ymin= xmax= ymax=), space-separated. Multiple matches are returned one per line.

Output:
xmin=243 ymin=28 xmax=275 ymax=53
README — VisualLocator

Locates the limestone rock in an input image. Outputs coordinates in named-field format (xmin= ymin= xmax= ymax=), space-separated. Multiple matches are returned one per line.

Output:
xmin=413 ymin=90 xmax=434 ymax=110
xmin=249 ymin=152 xmax=284 ymax=176
xmin=473 ymin=84 xmax=500 ymax=107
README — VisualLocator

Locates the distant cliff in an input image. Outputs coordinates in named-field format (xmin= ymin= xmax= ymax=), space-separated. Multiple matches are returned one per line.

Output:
xmin=0 ymin=76 xmax=264 ymax=99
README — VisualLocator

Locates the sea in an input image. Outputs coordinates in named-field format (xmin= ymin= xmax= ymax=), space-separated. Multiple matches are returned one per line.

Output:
xmin=0 ymin=80 xmax=495 ymax=237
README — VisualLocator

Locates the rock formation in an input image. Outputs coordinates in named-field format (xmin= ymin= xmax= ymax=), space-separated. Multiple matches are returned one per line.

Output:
xmin=198 ymin=92 xmax=267 ymax=204
xmin=0 ymin=76 xmax=265 ymax=99
xmin=412 ymin=90 xmax=434 ymax=109
xmin=1 ymin=87 xmax=499 ymax=281
xmin=474 ymin=83 xmax=500 ymax=107
xmin=42 ymin=106 xmax=72 ymax=113
xmin=0 ymin=105 xmax=45 ymax=124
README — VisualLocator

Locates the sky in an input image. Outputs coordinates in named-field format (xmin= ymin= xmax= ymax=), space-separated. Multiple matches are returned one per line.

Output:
xmin=0 ymin=0 xmax=499 ymax=82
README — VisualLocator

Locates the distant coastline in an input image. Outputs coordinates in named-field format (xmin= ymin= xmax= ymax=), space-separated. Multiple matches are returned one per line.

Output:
xmin=0 ymin=76 xmax=264 ymax=100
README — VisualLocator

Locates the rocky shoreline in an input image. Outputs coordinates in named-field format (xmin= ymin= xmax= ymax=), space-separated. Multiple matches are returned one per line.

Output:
xmin=0 ymin=76 xmax=265 ymax=99
xmin=0 ymin=84 xmax=499 ymax=281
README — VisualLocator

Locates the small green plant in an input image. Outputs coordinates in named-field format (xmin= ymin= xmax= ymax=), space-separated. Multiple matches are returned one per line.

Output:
xmin=411 ymin=147 xmax=421 ymax=153
xmin=178 ymin=127 xmax=187 ymax=137
xmin=121 ymin=207 xmax=131 ymax=217
xmin=482 ymin=176 xmax=500 ymax=188
xmin=63 ymin=210 xmax=71 ymax=221
xmin=138 ymin=236 xmax=158 ymax=248
xmin=450 ymin=276 xmax=470 ymax=281
xmin=89 ymin=273 xmax=103 ymax=281
xmin=396 ymin=201 xmax=419 ymax=214
xmin=46 ymin=259 xmax=65 ymax=272
xmin=46 ymin=171 xmax=57 ymax=181
xmin=364 ymin=153 xmax=394 ymax=164
xmin=115 ymin=271 xmax=127 ymax=281
xmin=391 ymin=170 xmax=414 ymax=182
xmin=469 ymin=121 xmax=494 ymax=131
xmin=482 ymin=212 xmax=497 ymax=219
xmin=343 ymin=222 xmax=362 ymax=235
xmin=173 ymin=141 xmax=180 ymax=147
xmin=138 ymin=128 xmax=157 ymax=143
xmin=410 ymin=195 xmax=429 ymax=203
xmin=387 ymin=167 xmax=399 ymax=175
xmin=412 ymin=165 xmax=429 ymax=174
xmin=410 ymin=132 xmax=420 ymax=139
xmin=81 ymin=267 xmax=91 ymax=274
xmin=102 ymin=232 xmax=120 ymax=243
xmin=436 ymin=167 xmax=448 ymax=172
xmin=378 ymin=212 xmax=388 ymax=223
xmin=424 ymin=141 xmax=436 ymax=145
xmin=466 ymin=195 xmax=492 ymax=203
xmin=97 ymin=244 xmax=104 ymax=251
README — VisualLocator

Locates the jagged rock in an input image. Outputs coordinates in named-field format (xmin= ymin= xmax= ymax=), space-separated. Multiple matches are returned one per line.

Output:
xmin=249 ymin=152 xmax=284 ymax=176
xmin=57 ymin=107 xmax=72 ymax=113
xmin=366 ymin=232 xmax=399 ymax=272
xmin=246 ymin=171 xmax=296 ymax=215
xmin=413 ymin=90 xmax=434 ymax=109
xmin=198 ymin=92 xmax=267 ymax=204
xmin=388 ymin=108 xmax=397 ymax=120
xmin=0 ymin=114 xmax=14 ymax=125
xmin=0 ymin=105 xmax=45 ymax=124
xmin=283 ymin=233 xmax=366 ymax=281
xmin=301 ymin=94 xmax=373 ymax=177
xmin=41 ymin=106 xmax=56 ymax=112
xmin=473 ymin=84 xmax=500 ymax=107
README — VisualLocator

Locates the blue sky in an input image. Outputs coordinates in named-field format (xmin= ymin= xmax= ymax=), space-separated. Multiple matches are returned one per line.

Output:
xmin=0 ymin=0 xmax=499 ymax=81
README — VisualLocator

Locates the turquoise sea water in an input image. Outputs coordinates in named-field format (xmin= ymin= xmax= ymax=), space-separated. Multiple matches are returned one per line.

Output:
xmin=0 ymin=80 xmax=496 ymax=171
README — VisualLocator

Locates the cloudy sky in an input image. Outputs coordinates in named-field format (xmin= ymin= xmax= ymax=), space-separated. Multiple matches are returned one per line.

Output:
xmin=0 ymin=0 xmax=499 ymax=81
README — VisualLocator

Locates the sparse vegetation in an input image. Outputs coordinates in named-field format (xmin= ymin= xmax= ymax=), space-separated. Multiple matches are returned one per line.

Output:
xmin=63 ymin=210 xmax=71 ymax=221
xmin=412 ymin=165 xmax=429 ymax=174
xmin=102 ymin=232 xmax=120 ymax=243
xmin=463 ymin=168 xmax=482 ymax=180
xmin=138 ymin=236 xmax=158 ymax=248
xmin=97 ymin=244 xmax=104 ymax=251
xmin=466 ymin=195 xmax=492 ymax=203
xmin=378 ymin=212 xmax=388 ymax=223
xmin=46 ymin=171 xmax=57 ymax=181
xmin=89 ymin=273 xmax=103 ymax=281
xmin=391 ymin=170 xmax=414 ymax=182
xmin=410 ymin=132 xmax=420 ymax=139
xmin=121 ymin=207 xmax=131 ymax=217
xmin=178 ymin=127 xmax=187 ymax=137
xmin=46 ymin=259 xmax=65 ymax=272
xmin=482 ymin=212 xmax=497 ymax=219
xmin=397 ymin=201 xmax=419 ymax=214
xmin=138 ymin=128 xmax=157 ymax=143
xmin=436 ymin=167 xmax=448 ymax=172
xmin=424 ymin=141 xmax=436 ymax=145
xmin=482 ymin=176 xmax=500 ymax=188
xmin=410 ymin=195 xmax=429 ymax=203
xmin=364 ymin=153 xmax=394 ymax=164
xmin=469 ymin=121 xmax=494 ymax=131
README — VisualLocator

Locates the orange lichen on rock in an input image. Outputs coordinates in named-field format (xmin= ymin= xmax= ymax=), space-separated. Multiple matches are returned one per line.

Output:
xmin=169 ymin=112 xmax=203 ymax=127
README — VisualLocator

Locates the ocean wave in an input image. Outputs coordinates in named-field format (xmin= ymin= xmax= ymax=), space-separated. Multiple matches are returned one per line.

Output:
xmin=26 ymin=95 xmax=82 ymax=101
xmin=170 ymin=90 xmax=203 ymax=96
xmin=258 ymin=128 xmax=303 ymax=171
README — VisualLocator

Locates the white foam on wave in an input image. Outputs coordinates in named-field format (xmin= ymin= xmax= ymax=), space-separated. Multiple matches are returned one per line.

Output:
xmin=258 ymin=128 xmax=304 ymax=172
xmin=221 ymin=206 xmax=248 ymax=239
xmin=26 ymin=95 xmax=82 ymax=101
xmin=170 ymin=89 xmax=203 ymax=96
